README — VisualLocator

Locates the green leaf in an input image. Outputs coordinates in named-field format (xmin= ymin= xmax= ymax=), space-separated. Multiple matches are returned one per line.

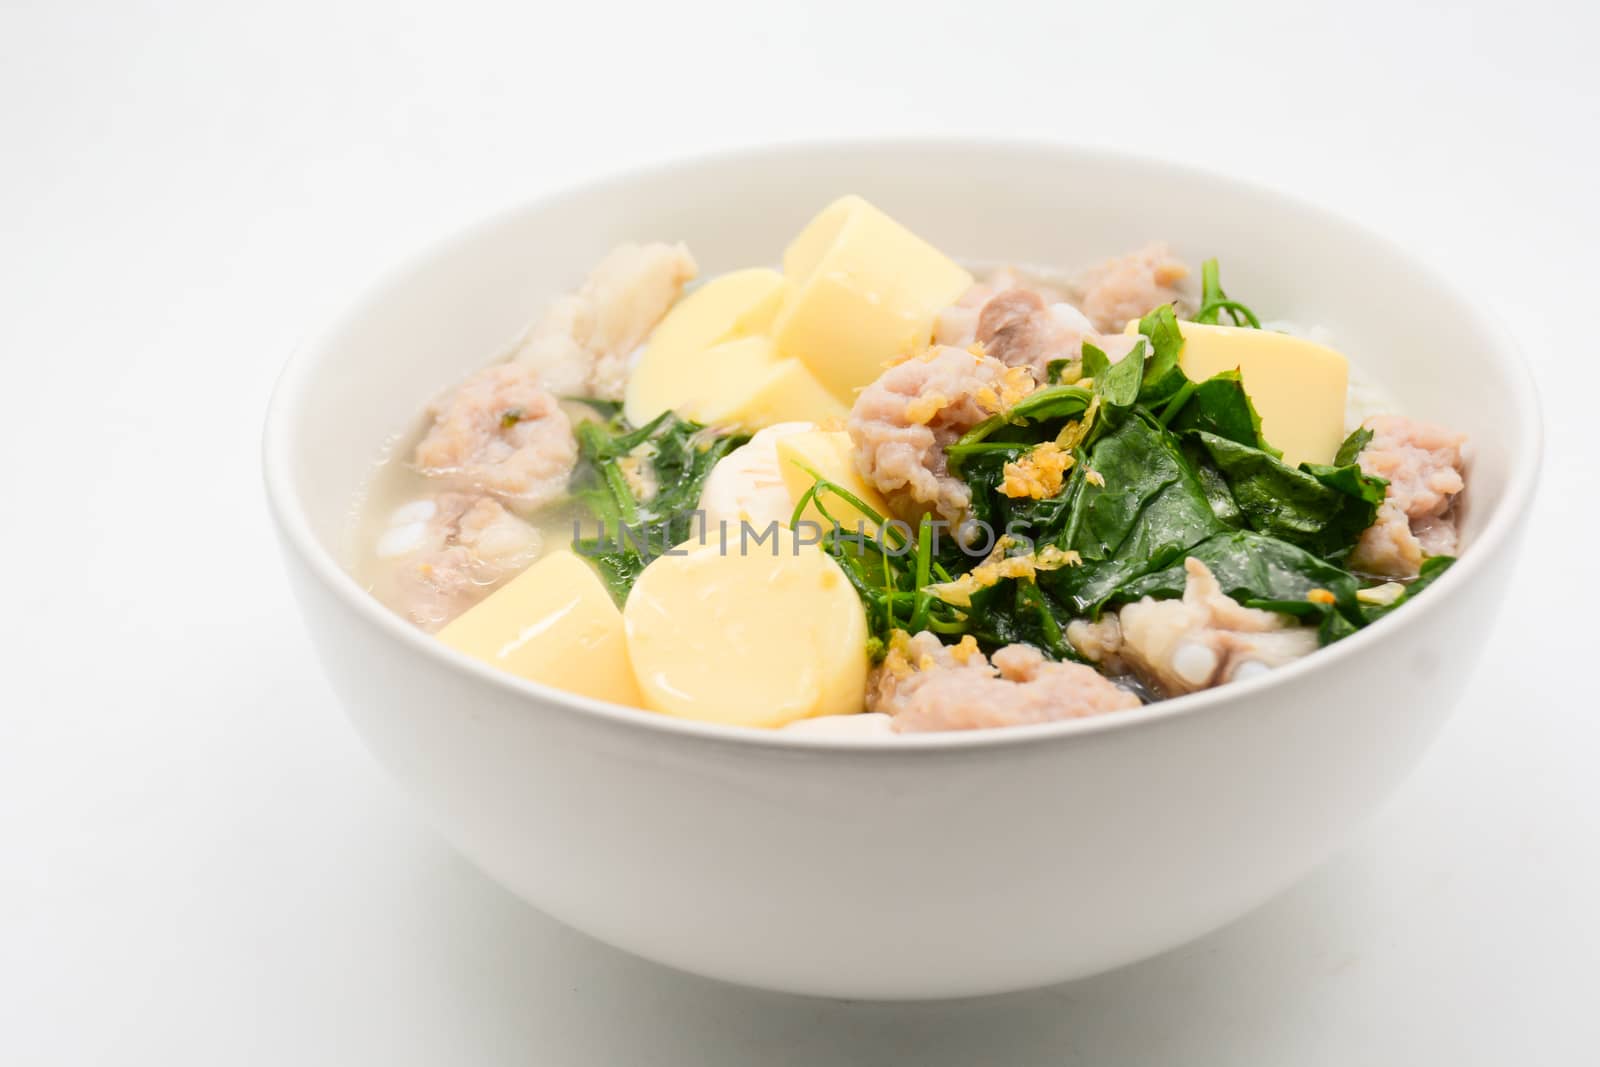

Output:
xmin=1135 ymin=305 xmax=1189 ymax=406
xmin=1156 ymin=379 xmax=1198 ymax=424
xmin=1081 ymin=343 xmax=1110 ymax=383
xmin=1109 ymin=530 xmax=1363 ymax=643
xmin=1299 ymin=459 xmax=1388 ymax=511
xmin=1193 ymin=258 xmax=1262 ymax=328
xmin=1163 ymin=370 xmax=1279 ymax=456
xmin=1190 ymin=431 xmax=1387 ymax=559
xmin=1317 ymin=606 xmax=1360 ymax=644
xmin=793 ymin=469 xmax=969 ymax=651
xmin=946 ymin=385 xmax=1093 ymax=472
xmin=1008 ymin=385 xmax=1096 ymax=424
xmin=1040 ymin=412 xmax=1227 ymax=613
xmin=955 ymin=578 xmax=1074 ymax=661
xmin=1333 ymin=426 xmax=1374 ymax=468
xmin=1095 ymin=339 xmax=1147 ymax=412
xmin=1107 ymin=531 xmax=1455 ymax=647
xmin=568 ymin=412 xmax=745 ymax=603
xmin=1181 ymin=438 xmax=1246 ymax=528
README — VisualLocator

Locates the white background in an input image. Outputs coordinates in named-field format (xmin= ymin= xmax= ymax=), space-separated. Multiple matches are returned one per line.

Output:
xmin=3 ymin=1 xmax=1596 ymax=1063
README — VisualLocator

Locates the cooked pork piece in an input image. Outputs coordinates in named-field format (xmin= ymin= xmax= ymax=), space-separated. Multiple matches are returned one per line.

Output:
xmin=514 ymin=241 xmax=697 ymax=399
xmin=1069 ymin=242 xmax=1191 ymax=333
xmin=848 ymin=346 xmax=1034 ymax=529
xmin=374 ymin=492 xmax=542 ymax=631
xmin=869 ymin=631 xmax=1141 ymax=732
xmin=975 ymin=289 xmax=1090 ymax=380
xmin=414 ymin=362 xmax=577 ymax=512
xmin=1348 ymin=415 xmax=1468 ymax=578
xmin=973 ymin=287 xmax=1145 ymax=379
xmin=933 ymin=268 xmax=1074 ymax=347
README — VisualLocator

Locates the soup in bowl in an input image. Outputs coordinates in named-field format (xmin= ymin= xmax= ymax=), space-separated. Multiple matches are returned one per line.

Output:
xmin=264 ymin=141 xmax=1539 ymax=999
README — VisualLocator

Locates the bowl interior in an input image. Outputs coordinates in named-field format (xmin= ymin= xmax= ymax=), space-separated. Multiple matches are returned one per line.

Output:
xmin=270 ymin=140 xmax=1536 ymax=661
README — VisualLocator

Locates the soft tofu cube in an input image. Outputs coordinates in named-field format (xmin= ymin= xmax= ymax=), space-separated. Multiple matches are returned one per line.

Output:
xmin=625 ymin=268 xmax=788 ymax=426
xmin=679 ymin=337 xmax=848 ymax=430
xmin=436 ymin=550 xmax=643 ymax=707
xmin=772 ymin=196 xmax=972 ymax=400
xmin=1129 ymin=320 xmax=1350 ymax=466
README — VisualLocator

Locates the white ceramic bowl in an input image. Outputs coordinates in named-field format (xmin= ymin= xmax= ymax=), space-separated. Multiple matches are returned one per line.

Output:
xmin=264 ymin=141 xmax=1541 ymax=1000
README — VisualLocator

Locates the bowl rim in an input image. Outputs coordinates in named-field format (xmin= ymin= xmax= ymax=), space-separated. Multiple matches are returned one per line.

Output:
xmin=262 ymin=136 xmax=1544 ymax=752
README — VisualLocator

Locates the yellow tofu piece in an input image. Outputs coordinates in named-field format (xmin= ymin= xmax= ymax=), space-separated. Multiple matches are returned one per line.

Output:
xmin=771 ymin=195 xmax=972 ymax=400
xmin=1127 ymin=320 xmax=1350 ymax=466
xmin=624 ymin=268 xmax=788 ymax=425
xmin=680 ymin=337 xmax=849 ymax=430
xmin=622 ymin=530 xmax=869 ymax=728
xmin=774 ymin=429 xmax=889 ymax=534
xmin=436 ymin=550 xmax=643 ymax=708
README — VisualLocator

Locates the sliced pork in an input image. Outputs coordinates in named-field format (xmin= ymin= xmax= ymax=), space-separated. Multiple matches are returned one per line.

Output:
xmin=975 ymin=289 xmax=1089 ymax=379
xmin=870 ymin=631 xmax=1141 ymax=732
xmin=932 ymin=270 xmax=1038 ymax=346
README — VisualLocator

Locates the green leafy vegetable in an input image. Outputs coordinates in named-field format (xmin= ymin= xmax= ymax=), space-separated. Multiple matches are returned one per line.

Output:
xmin=1190 ymin=431 xmax=1386 ymax=559
xmin=569 ymin=412 xmax=745 ymax=602
xmin=946 ymin=384 xmax=1093 ymax=473
xmin=964 ymin=578 xmax=1079 ymax=662
xmin=1184 ymin=441 xmax=1247 ymax=528
xmin=789 ymin=474 xmax=967 ymax=655
xmin=1110 ymin=530 xmax=1360 ymax=642
xmin=1092 ymin=339 xmax=1146 ymax=413
xmin=1135 ymin=305 xmax=1189 ymax=406
xmin=1081 ymin=342 xmax=1110 ymax=383
xmin=1039 ymin=412 xmax=1227 ymax=613
xmin=1333 ymin=426 xmax=1374 ymax=467
xmin=1193 ymin=258 xmax=1262 ymax=328
xmin=1114 ymin=529 xmax=1356 ymax=608
xmin=1161 ymin=370 xmax=1278 ymax=455
xmin=1107 ymin=531 xmax=1454 ymax=646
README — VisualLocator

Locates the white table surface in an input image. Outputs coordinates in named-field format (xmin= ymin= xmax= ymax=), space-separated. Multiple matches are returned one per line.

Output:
xmin=4 ymin=1 xmax=1596 ymax=1062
